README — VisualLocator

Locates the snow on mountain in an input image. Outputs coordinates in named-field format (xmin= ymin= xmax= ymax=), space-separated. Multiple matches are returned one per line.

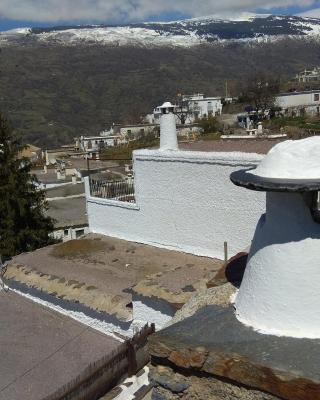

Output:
xmin=1 ymin=14 xmax=320 ymax=48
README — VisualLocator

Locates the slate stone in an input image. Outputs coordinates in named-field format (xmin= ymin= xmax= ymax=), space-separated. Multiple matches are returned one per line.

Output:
xmin=149 ymin=305 xmax=320 ymax=400
xmin=152 ymin=373 xmax=189 ymax=393
xmin=230 ymin=169 xmax=320 ymax=192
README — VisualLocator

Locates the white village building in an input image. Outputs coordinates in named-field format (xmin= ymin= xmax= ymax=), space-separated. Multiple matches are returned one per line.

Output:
xmin=113 ymin=123 xmax=159 ymax=139
xmin=85 ymin=102 xmax=264 ymax=262
xmin=276 ymin=90 xmax=320 ymax=117
xmin=148 ymin=94 xmax=223 ymax=125
xmin=76 ymin=128 xmax=127 ymax=159
xmin=183 ymin=93 xmax=223 ymax=119
xmin=295 ymin=67 xmax=320 ymax=83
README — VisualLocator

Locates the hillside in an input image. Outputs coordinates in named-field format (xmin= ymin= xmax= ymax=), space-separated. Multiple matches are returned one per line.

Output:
xmin=1 ymin=15 xmax=320 ymax=147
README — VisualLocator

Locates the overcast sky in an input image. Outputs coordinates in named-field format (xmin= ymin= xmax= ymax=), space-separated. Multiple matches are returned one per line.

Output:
xmin=0 ymin=0 xmax=320 ymax=30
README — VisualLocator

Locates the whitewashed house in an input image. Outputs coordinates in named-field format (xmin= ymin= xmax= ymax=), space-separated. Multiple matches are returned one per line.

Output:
xmin=113 ymin=123 xmax=159 ymax=140
xmin=183 ymin=93 xmax=223 ymax=119
xmin=77 ymin=132 xmax=127 ymax=159
xmin=85 ymin=102 xmax=265 ymax=260
xmin=149 ymin=94 xmax=223 ymax=125
xmin=276 ymin=90 xmax=320 ymax=116
xmin=295 ymin=67 xmax=320 ymax=83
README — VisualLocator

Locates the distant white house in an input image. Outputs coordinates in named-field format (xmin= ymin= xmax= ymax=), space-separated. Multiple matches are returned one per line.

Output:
xmin=276 ymin=90 xmax=320 ymax=116
xmin=182 ymin=93 xmax=223 ymax=119
xmin=295 ymin=67 xmax=320 ymax=83
xmin=148 ymin=94 xmax=223 ymax=125
xmin=76 ymin=128 xmax=128 ymax=159
xmin=113 ymin=123 xmax=159 ymax=139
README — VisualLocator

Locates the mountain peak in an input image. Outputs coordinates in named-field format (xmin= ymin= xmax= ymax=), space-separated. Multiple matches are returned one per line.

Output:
xmin=1 ymin=14 xmax=320 ymax=48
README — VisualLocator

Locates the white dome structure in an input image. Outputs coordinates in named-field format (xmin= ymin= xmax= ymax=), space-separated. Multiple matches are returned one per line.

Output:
xmin=230 ymin=137 xmax=320 ymax=338
xmin=252 ymin=136 xmax=320 ymax=179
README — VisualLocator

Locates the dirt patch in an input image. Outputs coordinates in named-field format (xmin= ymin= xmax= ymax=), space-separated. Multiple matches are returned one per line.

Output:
xmin=50 ymin=238 xmax=109 ymax=258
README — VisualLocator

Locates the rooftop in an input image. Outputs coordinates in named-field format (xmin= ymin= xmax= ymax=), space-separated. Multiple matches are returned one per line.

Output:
xmin=47 ymin=196 xmax=87 ymax=228
xmin=18 ymin=144 xmax=41 ymax=159
xmin=180 ymin=139 xmax=284 ymax=154
xmin=46 ymin=182 xmax=85 ymax=199
xmin=277 ymin=89 xmax=320 ymax=96
xmin=8 ymin=234 xmax=222 ymax=322
xmin=0 ymin=291 xmax=118 ymax=400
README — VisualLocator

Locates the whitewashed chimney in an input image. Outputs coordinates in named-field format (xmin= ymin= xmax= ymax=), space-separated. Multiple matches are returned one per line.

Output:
xmin=230 ymin=136 xmax=320 ymax=338
xmin=159 ymin=102 xmax=178 ymax=151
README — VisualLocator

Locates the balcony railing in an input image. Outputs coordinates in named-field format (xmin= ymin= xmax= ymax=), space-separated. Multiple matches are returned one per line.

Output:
xmin=90 ymin=178 xmax=135 ymax=203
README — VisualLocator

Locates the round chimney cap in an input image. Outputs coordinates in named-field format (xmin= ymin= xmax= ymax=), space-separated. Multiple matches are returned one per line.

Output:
xmin=230 ymin=137 xmax=320 ymax=192
xmin=160 ymin=102 xmax=176 ymax=109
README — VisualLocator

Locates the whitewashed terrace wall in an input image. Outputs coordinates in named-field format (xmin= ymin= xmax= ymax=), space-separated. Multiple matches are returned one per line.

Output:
xmin=85 ymin=149 xmax=265 ymax=259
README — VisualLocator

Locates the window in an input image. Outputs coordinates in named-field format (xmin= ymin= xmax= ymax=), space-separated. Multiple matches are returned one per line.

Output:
xmin=314 ymin=94 xmax=319 ymax=102
xmin=64 ymin=229 xmax=69 ymax=236
xmin=76 ymin=229 xmax=85 ymax=238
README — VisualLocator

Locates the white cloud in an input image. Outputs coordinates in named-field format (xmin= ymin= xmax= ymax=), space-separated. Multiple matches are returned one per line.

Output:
xmin=298 ymin=7 xmax=320 ymax=18
xmin=0 ymin=0 xmax=317 ymax=23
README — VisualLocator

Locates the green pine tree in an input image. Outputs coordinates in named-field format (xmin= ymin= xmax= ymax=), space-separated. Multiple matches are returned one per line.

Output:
xmin=0 ymin=114 xmax=55 ymax=259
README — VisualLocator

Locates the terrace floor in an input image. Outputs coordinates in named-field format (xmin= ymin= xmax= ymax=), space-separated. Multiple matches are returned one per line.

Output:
xmin=8 ymin=235 xmax=222 ymax=321
xmin=180 ymin=138 xmax=283 ymax=154
xmin=0 ymin=291 xmax=118 ymax=400
xmin=3 ymin=235 xmax=223 ymax=400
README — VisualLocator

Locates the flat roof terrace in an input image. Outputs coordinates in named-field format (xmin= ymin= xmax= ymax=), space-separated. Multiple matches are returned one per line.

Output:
xmin=8 ymin=235 xmax=222 ymax=326
xmin=0 ymin=291 xmax=118 ymax=400
xmin=180 ymin=139 xmax=284 ymax=154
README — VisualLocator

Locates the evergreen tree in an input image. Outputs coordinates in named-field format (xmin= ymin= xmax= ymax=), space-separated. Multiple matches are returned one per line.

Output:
xmin=0 ymin=114 xmax=55 ymax=258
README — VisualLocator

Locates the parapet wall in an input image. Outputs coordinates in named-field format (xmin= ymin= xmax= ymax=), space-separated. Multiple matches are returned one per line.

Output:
xmin=85 ymin=149 xmax=265 ymax=259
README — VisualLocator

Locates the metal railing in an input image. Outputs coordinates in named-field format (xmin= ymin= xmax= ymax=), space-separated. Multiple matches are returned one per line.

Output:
xmin=90 ymin=178 xmax=135 ymax=203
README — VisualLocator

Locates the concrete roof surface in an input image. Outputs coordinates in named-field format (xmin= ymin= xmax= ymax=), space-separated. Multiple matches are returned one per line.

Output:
xmin=47 ymin=196 xmax=87 ymax=228
xmin=46 ymin=182 xmax=85 ymax=199
xmin=0 ymin=291 xmax=118 ymax=400
xmin=10 ymin=234 xmax=221 ymax=315
xmin=180 ymin=139 xmax=284 ymax=154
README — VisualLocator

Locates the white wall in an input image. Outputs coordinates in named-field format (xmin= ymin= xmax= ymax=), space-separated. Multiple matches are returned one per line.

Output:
xmin=86 ymin=150 xmax=265 ymax=259
xmin=276 ymin=92 xmax=320 ymax=108
xmin=53 ymin=226 xmax=90 ymax=242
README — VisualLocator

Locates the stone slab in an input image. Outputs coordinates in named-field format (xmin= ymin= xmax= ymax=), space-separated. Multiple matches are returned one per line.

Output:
xmin=149 ymin=305 xmax=320 ymax=400
xmin=230 ymin=169 xmax=320 ymax=192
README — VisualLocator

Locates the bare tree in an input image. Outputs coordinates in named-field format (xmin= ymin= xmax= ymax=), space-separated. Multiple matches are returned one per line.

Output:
xmin=173 ymin=94 xmax=194 ymax=125
xmin=244 ymin=74 xmax=280 ymax=112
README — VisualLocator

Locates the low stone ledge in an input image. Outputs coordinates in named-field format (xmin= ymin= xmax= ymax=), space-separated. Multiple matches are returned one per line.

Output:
xmin=148 ymin=305 xmax=320 ymax=400
xmin=150 ymin=364 xmax=279 ymax=400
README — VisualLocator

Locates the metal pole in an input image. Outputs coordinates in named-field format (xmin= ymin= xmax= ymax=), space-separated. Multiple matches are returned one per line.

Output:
xmin=224 ymin=241 xmax=228 ymax=265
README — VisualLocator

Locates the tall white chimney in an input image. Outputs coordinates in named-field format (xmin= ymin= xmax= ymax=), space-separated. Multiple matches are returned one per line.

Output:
xmin=159 ymin=102 xmax=178 ymax=151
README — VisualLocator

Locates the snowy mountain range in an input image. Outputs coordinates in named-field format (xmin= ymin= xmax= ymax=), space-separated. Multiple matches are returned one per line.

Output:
xmin=1 ymin=14 xmax=320 ymax=47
